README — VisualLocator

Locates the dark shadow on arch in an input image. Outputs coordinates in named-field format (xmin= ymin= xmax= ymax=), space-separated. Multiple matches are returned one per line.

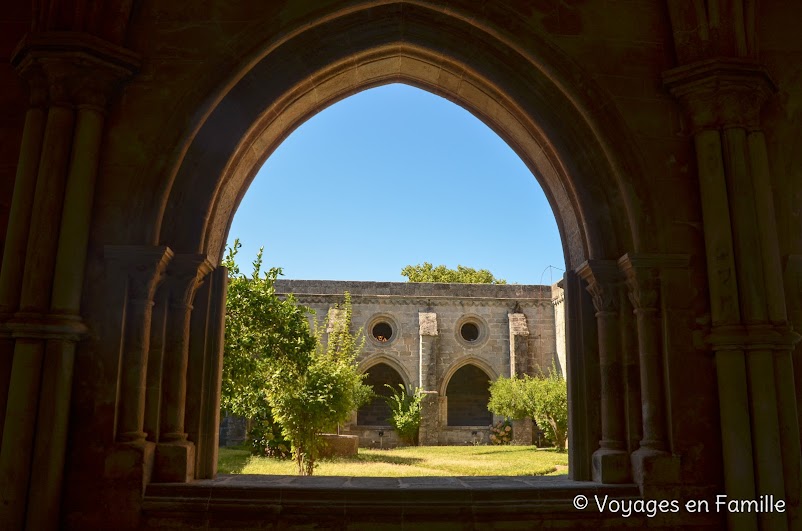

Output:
xmin=445 ymin=364 xmax=492 ymax=427
xmin=357 ymin=363 xmax=405 ymax=426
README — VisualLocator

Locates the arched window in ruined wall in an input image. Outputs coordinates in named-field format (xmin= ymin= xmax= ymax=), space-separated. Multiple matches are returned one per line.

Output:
xmin=357 ymin=363 xmax=405 ymax=426
xmin=445 ymin=364 xmax=492 ymax=426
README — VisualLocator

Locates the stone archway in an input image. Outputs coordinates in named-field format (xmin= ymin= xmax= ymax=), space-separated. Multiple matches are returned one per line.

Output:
xmin=444 ymin=363 xmax=493 ymax=427
xmin=143 ymin=1 xmax=648 ymax=487
xmin=357 ymin=362 xmax=407 ymax=427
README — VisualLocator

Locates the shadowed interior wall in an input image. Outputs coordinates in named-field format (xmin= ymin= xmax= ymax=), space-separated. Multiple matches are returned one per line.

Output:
xmin=446 ymin=364 xmax=492 ymax=426
xmin=357 ymin=363 xmax=404 ymax=426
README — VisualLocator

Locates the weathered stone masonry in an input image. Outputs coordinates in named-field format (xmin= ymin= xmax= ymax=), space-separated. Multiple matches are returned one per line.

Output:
xmin=275 ymin=279 xmax=565 ymax=447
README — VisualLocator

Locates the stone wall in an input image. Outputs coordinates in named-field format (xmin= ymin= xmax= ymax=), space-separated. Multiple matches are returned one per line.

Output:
xmin=275 ymin=280 xmax=559 ymax=446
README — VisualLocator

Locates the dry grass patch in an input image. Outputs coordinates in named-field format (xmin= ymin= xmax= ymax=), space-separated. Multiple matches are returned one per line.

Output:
xmin=218 ymin=445 xmax=568 ymax=476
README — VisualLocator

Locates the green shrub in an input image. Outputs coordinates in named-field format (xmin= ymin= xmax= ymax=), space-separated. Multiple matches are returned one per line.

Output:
xmin=383 ymin=384 xmax=423 ymax=445
xmin=488 ymin=367 xmax=568 ymax=451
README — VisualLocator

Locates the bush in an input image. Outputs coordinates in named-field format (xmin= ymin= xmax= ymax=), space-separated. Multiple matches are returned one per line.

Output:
xmin=266 ymin=292 xmax=373 ymax=475
xmin=489 ymin=420 xmax=512 ymax=445
xmin=383 ymin=384 xmax=423 ymax=445
xmin=248 ymin=407 xmax=291 ymax=459
xmin=487 ymin=367 xmax=568 ymax=451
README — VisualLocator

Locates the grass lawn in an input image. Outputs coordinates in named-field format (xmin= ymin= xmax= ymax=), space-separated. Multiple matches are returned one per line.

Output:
xmin=218 ymin=445 xmax=568 ymax=477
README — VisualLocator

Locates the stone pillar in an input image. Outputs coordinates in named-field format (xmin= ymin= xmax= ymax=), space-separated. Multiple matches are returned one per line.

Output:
xmin=578 ymin=261 xmax=630 ymax=483
xmin=185 ymin=266 xmax=227 ymax=479
xmin=508 ymin=312 xmax=533 ymax=445
xmin=0 ymin=34 xmax=138 ymax=530
xmin=0 ymin=65 xmax=46 ymax=446
xmin=666 ymin=59 xmax=801 ymax=531
xmin=198 ymin=267 xmax=227 ymax=478
xmin=418 ymin=312 xmax=439 ymax=445
xmin=155 ymin=255 xmax=213 ymax=482
xmin=106 ymin=247 xmax=174 ymax=444
xmin=565 ymin=270 xmax=601 ymax=481
xmin=144 ymin=287 xmax=169 ymax=443
xmin=619 ymin=254 xmax=686 ymax=485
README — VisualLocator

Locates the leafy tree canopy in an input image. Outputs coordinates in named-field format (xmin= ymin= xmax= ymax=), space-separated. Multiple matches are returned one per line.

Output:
xmin=400 ymin=262 xmax=506 ymax=284
xmin=487 ymin=367 xmax=568 ymax=451
xmin=220 ymin=240 xmax=316 ymax=420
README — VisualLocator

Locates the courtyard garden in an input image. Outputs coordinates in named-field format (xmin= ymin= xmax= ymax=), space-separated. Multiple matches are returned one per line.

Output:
xmin=218 ymin=445 xmax=568 ymax=477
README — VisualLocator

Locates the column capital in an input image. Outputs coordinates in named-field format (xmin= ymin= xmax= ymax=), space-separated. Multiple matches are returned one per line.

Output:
xmin=105 ymin=246 xmax=174 ymax=302
xmin=618 ymin=254 xmax=690 ymax=312
xmin=663 ymin=58 xmax=776 ymax=131
xmin=577 ymin=260 xmax=621 ymax=314
xmin=165 ymin=255 xmax=214 ymax=309
xmin=11 ymin=31 xmax=140 ymax=109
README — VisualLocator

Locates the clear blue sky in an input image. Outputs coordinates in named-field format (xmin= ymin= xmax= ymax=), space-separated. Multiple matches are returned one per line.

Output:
xmin=226 ymin=83 xmax=565 ymax=285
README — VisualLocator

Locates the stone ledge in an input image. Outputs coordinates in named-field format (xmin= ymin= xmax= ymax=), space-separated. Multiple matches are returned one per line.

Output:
xmin=142 ymin=476 xmax=722 ymax=529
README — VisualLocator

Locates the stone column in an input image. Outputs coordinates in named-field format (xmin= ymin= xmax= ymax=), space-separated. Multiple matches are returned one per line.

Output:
xmin=619 ymin=254 xmax=685 ymax=485
xmin=144 ymin=286 xmax=169 ymax=443
xmin=0 ymin=35 xmax=138 ymax=529
xmin=665 ymin=59 xmax=800 ymax=531
xmin=578 ymin=261 xmax=630 ymax=483
xmin=508 ymin=312 xmax=533 ymax=445
xmin=197 ymin=267 xmax=227 ymax=479
xmin=155 ymin=255 xmax=213 ymax=482
xmin=185 ymin=267 xmax=227 ymax=479
xmin=0 ymin=65 xmax=47 ymax=445
xmin=106 ymin=247 xmax=174 ymax=443
xmin=565 ymin=270 xmax=601 ymax=481
xmin=418 ymin=312 xmax=439 ymax=445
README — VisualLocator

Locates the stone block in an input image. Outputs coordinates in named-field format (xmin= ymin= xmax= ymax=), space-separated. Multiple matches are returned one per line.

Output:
xmin=153 ymin=441 xmax=195 ymax=483
xmin=631 ymin=447 xmax=681 ymax=485
xmin=592 ymin=448 xmax=632 ymax=484
xmin=318 ymin=434 xmax=359 ymax=458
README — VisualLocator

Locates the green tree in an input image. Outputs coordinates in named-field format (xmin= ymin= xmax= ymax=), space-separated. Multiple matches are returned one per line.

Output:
xmin=401 ymin=262 xmax=506 ymax=284
xmin=383 ymin=384 xmax=424 ymax=445
xmin=220 ymin=240 xmax=316 ymax=446
xmin=487 ymin=368 xmax=568 ymax=451
xmin=265 ymin=292 xmax=373 ymax=475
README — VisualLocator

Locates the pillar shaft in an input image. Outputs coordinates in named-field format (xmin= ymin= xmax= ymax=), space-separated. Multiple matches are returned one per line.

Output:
xmin=160 ymin=256 xmax=212 ymax=443
xmin=18 ymin=103 xmax=74 ymax=313
xmin=108 ymin=247 xmax=173 ymax=443
xmin=50 ymin=105 xmax=106 ymax=314
xmin=418 ymin=312 xmax=439 ymax=445
xmin=0 ymin=340 xmax=44 ymax=529
xmin=578 ymin=261 xmax=630 ymax=484
xmin=0 ymin=100 xmax=46 ymax=314
xmin=0 ymin=72 xmax=47 ymax=447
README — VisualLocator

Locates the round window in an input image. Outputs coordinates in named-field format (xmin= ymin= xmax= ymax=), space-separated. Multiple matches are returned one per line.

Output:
xmin=460 ymin=322 xmax=480 ymax=342
xmin=372 ymin=322 xmax=393 ymax=343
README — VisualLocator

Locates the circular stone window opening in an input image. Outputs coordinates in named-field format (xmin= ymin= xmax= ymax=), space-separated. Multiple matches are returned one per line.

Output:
xmin=372 ymin=322 xmax=393 ymax=343
xmin=460 ymin=322 xmax=480 ymax=342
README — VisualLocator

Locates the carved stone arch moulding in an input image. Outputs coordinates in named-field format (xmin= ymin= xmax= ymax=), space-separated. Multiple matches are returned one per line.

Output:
xmin=155 ymin=1 xmax=649 ymax=270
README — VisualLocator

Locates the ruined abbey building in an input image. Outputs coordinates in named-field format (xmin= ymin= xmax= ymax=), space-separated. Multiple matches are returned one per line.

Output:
xmin=1 ymin=1 xmax=801 ymax=530
xmin=271 ymin=279 xmax=566 ymax=447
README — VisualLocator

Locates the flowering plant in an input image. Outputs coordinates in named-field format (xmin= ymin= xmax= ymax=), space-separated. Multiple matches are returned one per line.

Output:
xmin=489 ymin=420 xmax=512 ymax=445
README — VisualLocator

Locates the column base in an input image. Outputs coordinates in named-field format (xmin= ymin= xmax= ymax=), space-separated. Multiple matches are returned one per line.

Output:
xmin=592 ymin=447 xmax=631 ymax=483
xmin=511 ymin=418 xmax=533 ymax=445
xmin=154 ymin=440 xmax=195 ymax=483
xmin=631 ymin=446 xmax=680 ymax=486
xmin=104 ymin=440 xmax=155 ymax=491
